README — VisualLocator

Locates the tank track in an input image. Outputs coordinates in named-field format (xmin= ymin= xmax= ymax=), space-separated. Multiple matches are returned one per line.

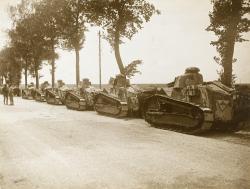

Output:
xmin=45 ymin=89 xmax=63 ymax=105
xmin=144 ymin=94 xmax=214 ymax=135
xmin=35 ymin=90 xmax=46 ymax=102
xmin=94 ymin=92 xmax=128 ymax=117
xmin=65 ymin=91 xmax=87 ymax=111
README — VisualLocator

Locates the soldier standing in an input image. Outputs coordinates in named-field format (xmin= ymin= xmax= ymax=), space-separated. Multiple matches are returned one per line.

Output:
xmin=2 ymin=84 xmax=9 ymax=105
xmin=9 ymin=85 xmax=14 ymax=105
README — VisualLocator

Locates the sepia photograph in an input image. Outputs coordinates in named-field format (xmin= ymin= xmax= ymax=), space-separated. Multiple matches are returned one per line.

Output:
xmin=0 ymin=0 xmax=250 ymax=188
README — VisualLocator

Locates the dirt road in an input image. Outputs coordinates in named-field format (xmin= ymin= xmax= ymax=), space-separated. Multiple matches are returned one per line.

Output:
xmin=0 ymin=96 xmax=250 ymax=189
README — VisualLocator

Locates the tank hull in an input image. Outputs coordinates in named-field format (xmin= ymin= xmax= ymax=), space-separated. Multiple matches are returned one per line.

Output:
xmin=45 ymin=89 xmax=63 ymax=105
xmin=35 ymin=90 xmax=46 ymax=102
xmin=94 ymin=92 xmax=129 ymax=117
xmin=21 ymin=89 xmax=34 ymax=100
xmin=65 ymin=91 xmax=87 ymax=111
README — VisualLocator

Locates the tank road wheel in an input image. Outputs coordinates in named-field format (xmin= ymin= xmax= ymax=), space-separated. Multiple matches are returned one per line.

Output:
xmin=191 ymin=108 xmax=202 ymax=120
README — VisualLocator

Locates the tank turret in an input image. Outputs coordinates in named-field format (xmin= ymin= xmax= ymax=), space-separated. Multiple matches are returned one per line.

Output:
xmin=57 ymin=80 xmax=65 ymax=88
xmin=171 ymin=67 xmax=203 ymax=100
xmin=81 ymin=78 xmax=91 ymax=89
xmin=40 ymin=81 xmax=50 ymax=91
xmin=174 ymin=67 xmax=203 ymax=87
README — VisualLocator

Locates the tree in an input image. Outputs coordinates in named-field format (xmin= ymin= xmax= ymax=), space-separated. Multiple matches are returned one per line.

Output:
xmin=9 ymin=0 xmax=56 ymax=89
xmin=16 ymin=13 xmax=51 ymax=89
xmin=86 ymin=0 xmax=159 ymax=75
xmin=9 ymin=0 xmax=35 ymax=88
xmin=207 ymin=0 xmax=250 ymax=87
xmin=34 ymin=0 xmax=62 ymax=89
xmin=124 ymin=60 xmax=142 ymax=79
xmin=8 ymin=28 xmax=32 ymax=88
xmin=0 ymin=49 xmax=9 ymax=83
xmin=0 ymin=47 xmax=22 ymax=85
xmin=58 ymin=0 xmax=88 ymax=86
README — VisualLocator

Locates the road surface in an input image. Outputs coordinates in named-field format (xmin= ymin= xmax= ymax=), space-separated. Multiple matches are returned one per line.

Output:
xmin=0 ymin=96 xmax=250 ymax=189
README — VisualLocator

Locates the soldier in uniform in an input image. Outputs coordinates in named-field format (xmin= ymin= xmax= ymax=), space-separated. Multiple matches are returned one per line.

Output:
xmin=9 ymin=85 xmax=14 ymax=105
xmin=2 ymin=84 xmax=9 ymax=105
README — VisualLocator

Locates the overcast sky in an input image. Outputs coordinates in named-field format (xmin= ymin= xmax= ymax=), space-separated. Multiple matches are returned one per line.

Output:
xmin=0 ymin=0 xmax=249 ymax=84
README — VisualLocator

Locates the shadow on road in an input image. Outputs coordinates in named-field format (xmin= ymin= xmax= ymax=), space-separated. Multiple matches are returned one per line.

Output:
xmin=147 ymin=120 xmax=250 ymax=146
xmin=199 ymin=122 xmax=250 ymax=146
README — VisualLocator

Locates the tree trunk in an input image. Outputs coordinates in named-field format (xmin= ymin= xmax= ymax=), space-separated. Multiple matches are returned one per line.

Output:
xmin=222 ymin=40 xmax=235 ymax=87
xmin=3 ymin=75 xmax=7 ymax=84
xmin=114 ymin=29 xmax=125 ymax=75
xmin=35 ymin=61 xmax=39 ymax=89
xmin=51 ymin=44 xmax=55 ymax=89
xmin=75 ymin=48 xmax=80 ymax=86
xmin=0 ymin=76 xmax=4 ymax=85
xmin=221 ymin=0 xmax=241 ymax=87
xmin=24 ymin=60 xmax=28 ymax=88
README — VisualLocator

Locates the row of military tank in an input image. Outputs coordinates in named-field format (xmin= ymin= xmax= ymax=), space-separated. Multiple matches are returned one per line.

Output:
xmin=21 ymin=67 xmax=250 ymax=135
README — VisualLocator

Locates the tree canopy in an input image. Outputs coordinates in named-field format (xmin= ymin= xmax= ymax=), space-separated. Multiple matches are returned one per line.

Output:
xmin=1 ymin=0 xmax=159 ymax=87
xmin=86 ymin=0 xmax=160 ymax=75
xmin=57 ymin=0 xmax=88 ymax=86
xmin=207 ymin=0 xmax=250 ymax=86
xmin=0 ymin=47 xmax=22 ymax=85
xmin=34 ymin=0 xmax=62 ymax=88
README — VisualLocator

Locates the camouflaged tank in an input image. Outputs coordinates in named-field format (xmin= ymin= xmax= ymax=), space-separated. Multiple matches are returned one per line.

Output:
xmin=65 ymin=78 xmax=100 ymax=111
xmin=45 ymin=80 xmax=70 ymax=105
xmin=22 ymin=83 xmax=36 ymax=100
xmin=94 ymin=74 xmax=165 ymax=117
xmin=143 ymin=67 xmax=247 ymax=134
xmin=34 ymin=81 xmax=50 ymax=102
xmin=93 ymin=74 xmax=138 ymax=117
